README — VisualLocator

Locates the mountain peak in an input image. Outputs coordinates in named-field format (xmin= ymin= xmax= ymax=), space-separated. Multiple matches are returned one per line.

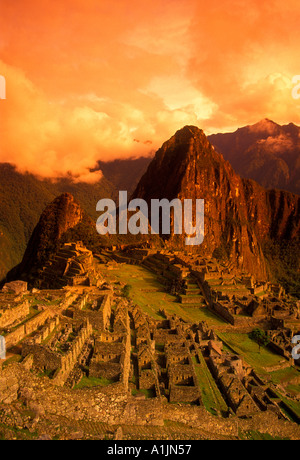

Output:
xmin=208 ymin=119 xmax=300 ymax=195
xmin=133 ymin=124 xmax=300 ymax=279
xmin=175 ymin=125 xmax=203 ymax=137
xmin=249 ymin=118 xmax=279 ymax=133
xmin=171 ymin=125 xmax=205 ymax=144
xmin=157 ymin=125 xmax=212 ymax=165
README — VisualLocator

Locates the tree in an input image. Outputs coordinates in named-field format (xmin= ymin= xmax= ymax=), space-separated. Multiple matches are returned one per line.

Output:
xmin=122 ymin=284 xmax=132 ymax=299
xmin=249 ymin=328 xmax=269 ymax=353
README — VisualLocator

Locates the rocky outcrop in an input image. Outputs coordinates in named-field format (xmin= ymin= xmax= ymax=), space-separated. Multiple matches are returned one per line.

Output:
xmin=7 ymin=193 xmax=92 ymax=281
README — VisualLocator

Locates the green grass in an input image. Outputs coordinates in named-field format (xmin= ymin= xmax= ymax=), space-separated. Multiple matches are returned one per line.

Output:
xmin=192 ymin=355 xmax=228 ymax=416
xmin=2 ymin=354 xmax=22 ymax=368
xmin=132 ymin=388 xmax=156 ymax=398
xmin=219 ymin=339 xmax=300 ymax=414
xmin=74 ymin=375 xmax=115 ymax=389
xmin=268 ymin=367 xmax=300 ymax=386
xmin=0 ymin=420 xmax=38 ymax=440
xmin=271 ymin=388 xmax=300 ymax=420
xmin=180 ymin=305 xmax=227 ymax=327
xmin=217 ymin=332 xmax=284 ymax=374
xmin=97 ymin=263 xmax=226 ymax=326
xmin=239 ymin=430 xmax=289 ymax=440
xmin=37 ymin=368 xmax=56 ymax=379
xmin=287 ymin=384 xmax=300 ymax=397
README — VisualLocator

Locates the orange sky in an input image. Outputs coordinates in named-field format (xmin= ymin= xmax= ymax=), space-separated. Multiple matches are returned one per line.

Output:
xmin=1 ymin=0 xmax=300 ymax=182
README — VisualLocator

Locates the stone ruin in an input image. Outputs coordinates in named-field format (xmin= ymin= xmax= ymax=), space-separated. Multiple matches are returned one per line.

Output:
xmin=2 ymin=280 xmax=28 ymax=295
xmin=0 ymin=246 xmax=299 ymax=439
xmin=39 ymin=242 xmax=96 ymax=289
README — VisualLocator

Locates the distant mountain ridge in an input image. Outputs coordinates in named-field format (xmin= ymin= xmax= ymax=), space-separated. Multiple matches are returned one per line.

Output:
xmin=208 ymin=119 xmax=300 ymax=195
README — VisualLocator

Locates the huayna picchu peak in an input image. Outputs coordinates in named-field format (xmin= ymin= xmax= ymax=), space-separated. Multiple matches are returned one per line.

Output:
xmin=133 ymin=125 xmax=299 ymax=283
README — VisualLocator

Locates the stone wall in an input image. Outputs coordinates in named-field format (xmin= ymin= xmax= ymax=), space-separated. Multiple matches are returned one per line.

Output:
xmin=53 ymin=321 xmax=93 ymax=386
xmin=22 ymin=343 xmax=62 ymax=371
xmin=0 ymin=300 xmax=30 ymax=329
xmin=211 ymin=301 xmax=235 ymax=324
xmin=90 ymin=362 xmax=121 ymax=381
xmin=169 ymin=385 xmax=200 ymax=404
xmin=72 ymin=293 xmax=111 ymax=330
xmin=5 ymin=309 xmax=54 ymax=349
xmin=0 ymin=368 xmax=19 ymax=404
xmin=1 ymin=361 xmax=300 ymax=438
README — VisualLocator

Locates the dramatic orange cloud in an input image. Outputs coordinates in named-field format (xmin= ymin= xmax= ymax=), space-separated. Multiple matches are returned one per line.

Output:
xmin=0 ymin=0 xmax=300 ymax=181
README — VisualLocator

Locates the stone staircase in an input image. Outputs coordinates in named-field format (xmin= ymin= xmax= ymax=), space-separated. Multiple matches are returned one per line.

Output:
xmin=178 ymin=275 xmax=205 ymax=307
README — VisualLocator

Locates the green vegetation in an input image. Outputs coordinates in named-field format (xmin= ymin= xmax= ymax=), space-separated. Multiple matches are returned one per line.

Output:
xmin=192 ymin=355 xmax=228 ymax=416
xmin=37 ymin=368 xmax=56 ymax=379
xmin=0 ymin=163 xmax=116 ymax=281
xmin=263 ymin=238 xmax=300 ymax=299
xmin=217 ymin=332 xmax=283 ymax=374
xmin=60 ymin=218 xmax=110 ymax=254
xmin=268 ymin=367 xmax=300 ymax=386
xmin=132 ymin=388 xmax=156 ymax=398
xmin=270 ymin=387 xmax=300 ymax=420
xmin=121 ymin=284 xmax=132 ymax=299
xmin=96 ymin=262 xmax=227 ymax=326
xmin=249 ymin=328 xmax=270 ymax=353
xmin=238 ymin=430 xmax=289 ymax=440
xmin=0 ymin=420 xmax=38 ymax=440
xmin=74 ymin=375 xmax=115 ymax=389
xmin=2 ymin=354 xmax=22 ymax=368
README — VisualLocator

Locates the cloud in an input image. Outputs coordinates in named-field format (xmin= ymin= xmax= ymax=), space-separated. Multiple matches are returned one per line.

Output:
xmin=0 ymin=0 xmax=300 ymax=181
xmin=187 ymin=0 xmax=300 ymax=129
xmin=0 ymin=60 xmax=198 ymax=182
xmin=0 ymin=61 xmax=152 ymax=181
xmin=257 ymin=134 xmax=297 ymax=154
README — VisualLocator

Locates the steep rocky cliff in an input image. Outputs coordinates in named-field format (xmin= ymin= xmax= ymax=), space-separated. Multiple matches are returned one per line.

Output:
xmin=133 ymin=126 xmax=300 ymax=280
